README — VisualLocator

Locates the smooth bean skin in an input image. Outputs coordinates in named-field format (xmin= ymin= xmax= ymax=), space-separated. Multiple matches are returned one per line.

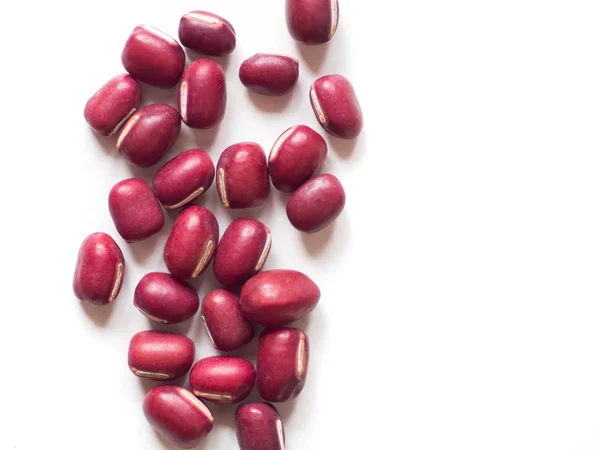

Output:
xmin=286 ymin=0 xmax=339 ymax=44
xmin=128 ymin=330 xmax=195 ymax=381
xmin=239 ymin=53 xmax=299 ymax=96
xmin=116 ymin=104 xmax=181 ymax=167
xmin=269 ymin=125 xmax=327 ymax=193
xmin=178 ymin=11 xmax=236 ymax=56
xmin=216 ymin=142 xmax=270 ymax=209
xmin=73 ymin=232 xmax=125 ymax=305
xmin=143 ymin=386 xmax=214 ymax=449
xmin=121 ymin=25 xmax=185 ymax=89
xmin=310 ymin=74 xmax=363 ymax=139
xmin=83 ymin=74 xmax=141 ymax=136
xmin=257 ymin=327 xmax=309 ymax=402
xmin=286 ymin=173 xmax=345 ymax=233
xmin=240 ymin=270 xmax=320 ymax=327
xmin=134 ymin=272 xmax=199 ymax=324
xmin=213 ymin=218 xmax=272 ymax=287
xmin=152 ymin=149 xmax=215 ymax=209
xmin=201 ymin=289 xmax=255 ymax=352
xmin=108 ymin=178 xmax=164 ymax=242
xmin=178 ymin=59 xmax=227 ymax=129
xmin=189 ymin=356 xmax=256 ymax=404
xmin=164 ymin=205 xmax=219 ymax=279
xmin=236 ymin=403 xmax=285 ymax=450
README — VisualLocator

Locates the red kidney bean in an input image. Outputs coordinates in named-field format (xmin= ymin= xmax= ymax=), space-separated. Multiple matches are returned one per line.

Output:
xmin=236 ymin=403 xmax=285 ymax=450
xmin=73 ymin=232 xmax=124 ymax=305
xmin=286 ymin=0 xmax=339 ymax=44
xmin=201 ymin=289 xmax=255 ymax=352
xmin=83 ymin=74 xmax=141 ymax=136
xmin=143 ymin=386 xmax=214 ymax=449
xmin=178 ymin=11 xmax=236 ymax=56
xmin=213 ymin=218 xmax=271 ymax=287
xmin=152 ymin=149 xmax=215 ymax=209
xmin=121 ymin=25 xmax=185 ymax=89
xmin=216 ymin=142 xmax=270 ymax=209
xmin=178 ymin=59 xmax=226 ymax=129
xmin=269 ymin=125 xmax=327 ymax=193
xmin=164 ymin=205 xmax=218 ymax=279
xmin=257 ymin=327 xmax=309 ymax=402
xmin=189 ymin=356 xmax=256 ymax=404
xmin=128 ymin=330 xmax=195 ymax=380
xmin=240 ymin=270 xmax=320 ymax=327
xmin=134 ymin=272 xmax=199 ymax=324
xmin=286 ymin=173 xmax=345 ymax=233
xmin=310 ymin=74 xmax=363 ymax=139
xmin=239 ymin=53 xmax=299 ymax=96
xmin=108 ymin=178 xmax=164 ymax=242
xmin=116 ymin=104 xmax=181 ymax=167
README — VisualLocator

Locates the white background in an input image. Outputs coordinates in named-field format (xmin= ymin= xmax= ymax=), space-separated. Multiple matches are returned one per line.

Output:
xmin=2 ymin=0 xmax=600 ymax=449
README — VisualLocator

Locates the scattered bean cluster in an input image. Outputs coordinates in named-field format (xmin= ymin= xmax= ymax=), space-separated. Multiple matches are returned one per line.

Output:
xmin=74 ymin=1 xmax=362 ymax=448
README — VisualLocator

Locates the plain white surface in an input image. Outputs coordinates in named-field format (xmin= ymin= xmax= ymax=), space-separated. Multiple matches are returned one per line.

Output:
xmin=3 ymin=0 xmax=600 ymax=448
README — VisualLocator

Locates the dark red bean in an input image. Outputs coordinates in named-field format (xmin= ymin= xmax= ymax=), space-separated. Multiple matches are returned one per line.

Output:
xmin=164 ymin=205 xmax=219 ymax=279
xmin=286 ymin=173 xmax=345 ymax=233
xmin=240 ymin=270 xmax=320 ymax=327
xmin=178 ymin=11 xmax=236 ymax=56
xmin=213 ymin=218 xmax=271 ymax=287
xmin=269 ymin=125 xmax=327 ymax=192
xmin=201 ymin=289 xmax=255 ymax=352
xmin=73 ymin=232 xmax=124 ymax=305
xmin=134 ymin=272 xmax=199 ymax=324
xmin=143 ymin=386 xmax=214 ymax=449
xmin=83 ymin=74 xmax=141 ymax=136
xmin=236 ymin=403 xmax=285 ymax=450
xmin=116 ymin=104 xmax=181 ymax=167
xmin=152 ymin=149 xmax=215 ymax=209
xmin=121 ymin=25 xmax=185 ymax=89
xmin=189 ymin=356 xmax=256 ymax=404
xmin=310 ymin=74 xmax=363 ymax=139
xmin=128 ymin=330 xmax=195 ymax=380
xmin=286 ymin=0 xmax=339 ymax=45
xmin=108 ymin=178 xmax=164 ymax=242
xmin=216 ymin=142 xmax=270 ymax=209
xmin=257 ymin=327 xmax=309 ymax=402
xmin=239 ymin=53 xmax=299 ymax=96
xmin=178 ymin=59 xmax=226 ymax=129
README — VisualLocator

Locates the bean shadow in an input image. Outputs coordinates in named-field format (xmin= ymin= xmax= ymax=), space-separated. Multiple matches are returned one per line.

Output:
xmin=184 ymin=49 xmax=232 ymax=72
xmin=127 ymin=163 xmax=157 ymax=184
xmin=148 ymin=314 xmax=195 ymax=337
xmin=225 ymin=189 xmax=278 ymax=224
xmin=137 ymin=377 xmax=179 ymax=395
xmin=326 ymin=134 xmax=359 ymax=159
xmin=80 ymin=300 xmax=117 ymax=327
xmin=141 ymin=84 xmax=178 ymax=108
xmin=301 ymin=222 xmax=335 ymax=256
xmin=296 ymin=42 xmax=329 ymax=73
xmin=246 ymin=90 xmax=293 ymax=113
xmin=92 ymin=131 xmax=118 ymax=158
xmin=192 ymin=126 xmax=220 ymax=150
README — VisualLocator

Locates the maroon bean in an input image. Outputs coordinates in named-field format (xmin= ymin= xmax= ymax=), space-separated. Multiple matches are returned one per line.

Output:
xmin=178 ymin=59 xmax=226 ymax=129
xmin=134 ymin=272 xmax=199 ymax=324
xmin=257 ymin=327 xmax=309 ymax=402
xmin=240 ymin=270 xmax=320 ymax=327
xmin=73 ymin=232 xmax=124 ymax=305
xmin=108 ymin=178 xmax=164 ymax=242
xmin=286 ymin=173 xmax=345 ymax=233
xmin=286 ymin=0 xmax=339 ymax=45
xmin=201 ymin=289 xmax=255 ymax=352
xmin=143 ymin=386 xmax=214 ymax=449
xmin=269 ymin=125 xmax=327 ymax=193
xmin=213 ymin=218 xmax=271 ymax=287
xmin=128 ymin=330 xmax=195 ymax=380
xmin=116 ymin=104 xmax=181 ymax=167
xmin=189 ymin=356 xmax=256 ymax=404
xmin=152 ymin=149 xmax=215 ymax=209
xmin=178 ymin=11 xmax=236 ymax=56
xmin=216 ymin=142 xmax=270 ymax=209
xmin=236 ymin=403 xmax=285 ymax=450
xmin=164 ymin=205 xmax=219 ymax=279
xmin=83 ymin=74 xmax=141 ymax=136
xmin=121 ymin=25 xmax=185 ymax=89
xmin=310 ymin=74 xmax=363 ymax=139
xmin=239 ymin=53 xmax=299 ymax=96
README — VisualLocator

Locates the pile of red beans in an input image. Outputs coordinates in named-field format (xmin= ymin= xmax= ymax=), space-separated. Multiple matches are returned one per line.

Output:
xmin=73 ymin=1 xmax=362 ymax=448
